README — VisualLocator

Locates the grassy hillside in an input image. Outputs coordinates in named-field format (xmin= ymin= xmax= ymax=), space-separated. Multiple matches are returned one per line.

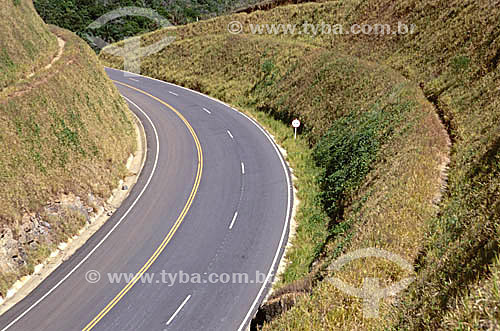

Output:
xmin=0 ymin=0 xmax=58 ymax=89
xmin=101 ymin=0 xmax=499 ymax=329
xmin=0 ymin=0 xmax=136 ymax=297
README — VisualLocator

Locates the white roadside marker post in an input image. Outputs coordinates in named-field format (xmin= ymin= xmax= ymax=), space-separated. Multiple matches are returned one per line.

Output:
xmin=292 ymin=118 xmax=301 ymax=140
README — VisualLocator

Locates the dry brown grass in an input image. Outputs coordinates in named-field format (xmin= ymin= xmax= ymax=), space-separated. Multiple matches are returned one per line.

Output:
xmin=0 ymin=0 xmax=58 ymax=89
xmin=0 ymin=0 xmax=136 ymax=297
xmin=0 ymin=26 xmax=135 ymax=225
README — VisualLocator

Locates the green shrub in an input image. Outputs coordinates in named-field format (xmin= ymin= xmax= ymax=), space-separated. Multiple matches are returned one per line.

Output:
xmin=314 ymin=112 xmax=380 ymax=220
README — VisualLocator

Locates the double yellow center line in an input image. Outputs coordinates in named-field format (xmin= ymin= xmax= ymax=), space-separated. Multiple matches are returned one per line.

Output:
xmin=82 ymin=81 xmax=203 ymax=331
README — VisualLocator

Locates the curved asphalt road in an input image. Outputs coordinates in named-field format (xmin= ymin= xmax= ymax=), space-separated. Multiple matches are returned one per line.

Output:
xmin=0 ymin=67 xmax=292 ymax=331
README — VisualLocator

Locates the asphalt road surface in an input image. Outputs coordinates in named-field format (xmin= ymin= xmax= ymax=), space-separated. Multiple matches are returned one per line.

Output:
xmin=0 ymin=67 xmax=292 ymax=331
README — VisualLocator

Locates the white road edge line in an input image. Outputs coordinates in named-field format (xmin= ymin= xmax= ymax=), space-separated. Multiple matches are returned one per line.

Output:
xmin=104 ymin=67 xmax=293 ymax=331
xmin=168 ymin=91 xmax=178 ymax=96
xmin=241 ymin=162 xmax=245 ymax=175
xmin=166 ymin=295 xmax=191 ymax=326
xmin=233 ymin=110 xmax=291 ymax=331
xmin=227 ymin=130 xmax=234 ymax=139
xmin=229 ymin=211 xmax=238 ymax=230
xmin=0 ymin=95 xmax=160 ymax=331
xmin=202 ymin=107 xmax=211 ymax=114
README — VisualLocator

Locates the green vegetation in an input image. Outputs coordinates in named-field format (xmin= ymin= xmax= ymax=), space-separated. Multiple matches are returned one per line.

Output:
xmin=0 ymin=0 xmax=136 ymax=297
xmin=240 ymin=105 xmax=329 ymax=284
xmin=33 ymin=0 xmax=261 ymax=52
xmin=313 ymin=100 xmax=410 ymax=221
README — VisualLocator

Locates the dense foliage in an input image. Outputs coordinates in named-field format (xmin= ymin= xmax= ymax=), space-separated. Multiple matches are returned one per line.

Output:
xmin=33 ymin=0 xmax=256 ymax=51
xmin=314 ymin=111 xmax=382 ymax=221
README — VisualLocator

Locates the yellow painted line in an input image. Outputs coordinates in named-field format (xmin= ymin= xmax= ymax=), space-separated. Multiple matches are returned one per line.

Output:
xmin=82 ymin=81 xmax=203 ymax=331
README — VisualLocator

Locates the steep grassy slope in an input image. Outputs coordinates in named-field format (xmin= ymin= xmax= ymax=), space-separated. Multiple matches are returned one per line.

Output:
xmin=0 ymin=0 xmax=58 ymax=89
xmin=0 ymin=0 xmax=135 ymax=297
xmin=101 ymin=0 xmax=499 ymax=329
